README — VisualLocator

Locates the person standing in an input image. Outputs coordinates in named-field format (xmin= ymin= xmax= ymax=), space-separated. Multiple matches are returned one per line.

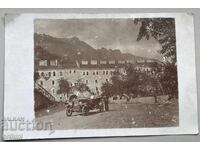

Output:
xmin=103 ymin=96 xmax=109 ymax=111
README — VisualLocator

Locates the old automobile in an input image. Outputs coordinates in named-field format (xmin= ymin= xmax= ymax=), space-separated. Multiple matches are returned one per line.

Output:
xmin=65 ymin=95 xmax=105 ymax=117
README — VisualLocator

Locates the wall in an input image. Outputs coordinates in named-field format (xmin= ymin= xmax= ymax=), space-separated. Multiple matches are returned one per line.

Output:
xmin=37 ymin=68 xmax=115 ymax=101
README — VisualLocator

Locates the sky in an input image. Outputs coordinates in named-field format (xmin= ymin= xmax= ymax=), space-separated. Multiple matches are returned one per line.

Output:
xmin=34 ymin=19 xmax=163 ymax=61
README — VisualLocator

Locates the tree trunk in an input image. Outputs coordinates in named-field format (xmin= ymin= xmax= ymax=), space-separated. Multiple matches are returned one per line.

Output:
xmin=154 ymin=96 xmax=158 ymax=103
xmin=64 ymin=93 xmax=67 ymax=101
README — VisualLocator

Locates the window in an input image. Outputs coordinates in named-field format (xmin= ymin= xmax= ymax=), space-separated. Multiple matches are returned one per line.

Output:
xmin=96 ymin=71 xmax=98 ymax=75
xmin=95 ymin=80 xmax=98 ymax=83
xmin=103 ymin=71 xmax=105 ymax=75
xmin=83 ymin=72 xmax=85 ymax=75
xmin=86 ymin=72 xmax=89 ymax=75
xmin=74 ymin=70 xmax=76 ymax=73
xmin=106 ymin=71 xmax=108 ymax=75
xmin=40 ymin=81 xmax=43 ymax=85
xmin=93 ymin=72 xmax=95 ymax=75
xmin=96 ymin=87 xmax=99 ymax=94
xmin=52 ymin=80 xmax=55 ymax=85
xmin=41 ymin=72 xmax=44 ymax=76
xmin=48 ymin=72 xmax=51 ymax=77
xmin=69 ymin=70 xmax=72 ymax=74
xmin=86 ymin=80 xmax=88 ymax=84
xmin=60 ymin=71 xmax=63 ymax=76
xmin=106 ymin=79 xmax=108 ymax=82
xmin=53 ymin=72 xmax=56 ymax=76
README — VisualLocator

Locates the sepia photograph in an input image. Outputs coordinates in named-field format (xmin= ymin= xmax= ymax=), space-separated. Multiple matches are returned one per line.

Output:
xmin=34 ymin=18 xmax=179 ymax=129
xmin=4 ymin=13 xmax=198 ymax=140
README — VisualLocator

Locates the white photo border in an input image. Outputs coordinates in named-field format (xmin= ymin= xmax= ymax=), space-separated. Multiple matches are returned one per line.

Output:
xmin=4 ymin=13 xmax=198 ymax=140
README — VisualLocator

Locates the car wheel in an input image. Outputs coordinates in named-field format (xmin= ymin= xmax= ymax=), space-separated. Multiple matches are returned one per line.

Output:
xmin=66 ymin=108 xmax=72 ymax=117
xmin=82 ymin=106 xmax=89 ymax=116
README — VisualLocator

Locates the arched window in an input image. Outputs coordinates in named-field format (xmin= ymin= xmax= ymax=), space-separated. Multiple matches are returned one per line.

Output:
xmin=95 ymin=80 xmax=98 ymax=83
xmin=52 ymin=89 xmax=55 ymax=94
xmin=53 ymin=72 xmax=56 ymax=76
xmin=49 ymin=72 xmax=51 ymax=77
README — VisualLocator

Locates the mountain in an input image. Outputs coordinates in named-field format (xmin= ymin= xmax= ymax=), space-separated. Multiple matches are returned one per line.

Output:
xmin=35 ymin=33 xmax=96 ymax=60
xmin=34 ymin=33 xmax=149 ymax=65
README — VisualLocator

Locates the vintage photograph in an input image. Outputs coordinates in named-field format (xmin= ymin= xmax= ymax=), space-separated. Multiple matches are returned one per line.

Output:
xmin=34 ymin=18 xmax=179 ymax=130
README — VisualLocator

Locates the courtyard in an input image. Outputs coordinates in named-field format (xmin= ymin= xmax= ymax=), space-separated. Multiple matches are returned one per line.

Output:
xmin=36 ymin=97 xmax=179 ymax=130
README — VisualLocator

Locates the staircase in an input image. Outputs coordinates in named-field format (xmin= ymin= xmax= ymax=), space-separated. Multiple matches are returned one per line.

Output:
xmin=34 ymin=83 xmax=56 ymax=102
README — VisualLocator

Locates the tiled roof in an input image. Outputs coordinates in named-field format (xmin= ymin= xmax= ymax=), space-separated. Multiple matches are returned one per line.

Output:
xmin=35 ymin=59 xmax=163 ymax=70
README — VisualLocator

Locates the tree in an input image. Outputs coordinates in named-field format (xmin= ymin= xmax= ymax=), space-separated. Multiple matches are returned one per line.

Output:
xmin=57 ymin=78 xmax=70 ymax=98
xmin=123 ymin=65 xmax=139 ymax=95
xmin=101 ymin=82 xmax=114 ymax=97
xmin=101 ymin=64 xmax=167 ymax=102
xmin=110 ymin=75 xmax=124 ymax=96
xmin=34 ymin=71 xmax=40 ymax=82
xmin=134 ymin=18 xmax=176 ymax=64
xmin=101 ymin=65 xmax=139 ymax=98
xmin=74 ymin=79 xmax=90 ymax=93
xmin=135 ymin=18 xmax=178 ymax=98
xmin=160 ymin=63 xmax=178 ymax=97
xmin=100 ymin=69 xmax=126 ymax=97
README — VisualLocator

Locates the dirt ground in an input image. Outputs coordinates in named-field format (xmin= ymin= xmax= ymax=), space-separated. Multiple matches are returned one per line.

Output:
xmin=35 ymin=98 xmax=179 ymax=130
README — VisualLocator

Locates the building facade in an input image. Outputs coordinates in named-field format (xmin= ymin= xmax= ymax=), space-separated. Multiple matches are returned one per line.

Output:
xmin=36 ymin=59 xmax=125 ymax=101
xmin=37 ymin=67 xmax=116 ymax=101
xmin=35 ymin=59 xmax=164 ymax=102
